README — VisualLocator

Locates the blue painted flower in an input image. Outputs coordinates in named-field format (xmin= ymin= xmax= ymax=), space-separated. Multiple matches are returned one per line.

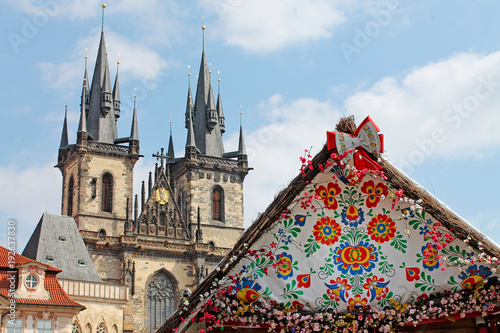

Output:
xmin=294 ymin=215 xmax=307 ymax=227
xmin=332 ymin=241 xmax=378 ymax=276
xmin=340 ymin=205 xmax=365 ymax=227
xmin=282 ymin=235 xmax=293 ymax=245
xmin=419 ymin=225 xmax=429 ymax=236
xmin=278 ymin=228 xmax=284 ymax=235
xmin=276 ymin=252 xmax=294 ymax=280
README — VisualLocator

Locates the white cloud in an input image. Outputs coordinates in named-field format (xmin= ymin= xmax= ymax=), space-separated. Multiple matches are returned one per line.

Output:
xmin=224 ymin=94 xmax=341 ymax=226
xmin=199 ymin=0 xmax=347 ymax=53
xmin=36 ymin=30 xmax=168 ymax=92
xmin=344 ymin=51 xmax=500 ymax=172
xmin=0 ymin=162 xmax=61 ymax=251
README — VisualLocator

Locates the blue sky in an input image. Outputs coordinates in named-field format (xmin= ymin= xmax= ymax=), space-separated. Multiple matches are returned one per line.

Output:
xmin=1 ymin=0 xmax=500 ymax=251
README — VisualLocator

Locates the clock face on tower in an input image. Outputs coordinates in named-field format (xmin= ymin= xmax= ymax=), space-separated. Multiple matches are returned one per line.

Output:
xmin=155 ymin=187 xmax=169 ymax=205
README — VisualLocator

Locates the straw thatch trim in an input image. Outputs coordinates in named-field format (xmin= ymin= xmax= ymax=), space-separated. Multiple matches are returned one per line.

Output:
xmin=335 ymin=115 xmax=356 ymax=135
xmin=376 ymin=154 xmax=500 ymax=259
xmin=160 ymin=123 xmax=499 ymax=332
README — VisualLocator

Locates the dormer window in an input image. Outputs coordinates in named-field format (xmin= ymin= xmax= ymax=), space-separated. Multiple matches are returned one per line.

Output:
xmin=25 ymin=274 xmax=38 ymax=289
xmin=46 ymin=255 xmax=54 ymax=262
xmin=58 ymin=236 xmax=66 ymax=242
xmin=78 ymin=260 xmax=86 ymax=267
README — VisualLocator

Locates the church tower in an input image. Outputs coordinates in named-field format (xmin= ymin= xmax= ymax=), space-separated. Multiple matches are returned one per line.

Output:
xmin=54 ymin=14 xmax=249 ymax=333
xmin=56 ymin=5 xmax=141 ymax=239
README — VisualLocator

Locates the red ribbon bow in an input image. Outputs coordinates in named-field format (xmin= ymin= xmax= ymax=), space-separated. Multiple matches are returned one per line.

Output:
xmin=326 ymin=116 xmax=384 ymax=171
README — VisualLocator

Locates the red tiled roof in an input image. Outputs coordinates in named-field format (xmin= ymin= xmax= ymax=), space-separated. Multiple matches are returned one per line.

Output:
xmin=0 ymin=246 xmax=61 ymax=272
xmin=0 ymin=247 xmax=83 ymax=308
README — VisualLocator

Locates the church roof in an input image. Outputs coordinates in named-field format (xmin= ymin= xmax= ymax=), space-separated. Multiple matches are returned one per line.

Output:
xmin=0 ymin=246 xmax=84 ymax=308
xmin=22 ymin=213 xmax=103 ymax=283
xmin=160 ymin=116 xmax=500 ymax=332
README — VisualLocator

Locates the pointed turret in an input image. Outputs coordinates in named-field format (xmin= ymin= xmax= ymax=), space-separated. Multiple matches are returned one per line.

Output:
xmin=238 ymin=113 xmax=248 ymax=168
xmin=129 ymin=95 xmax=140 ymax=155
xmin=238 ymin=114 xmax=246 ymax=157
xmin=217 ymin=78 xmax=225 ymax=134
xmin=101 ymin=65 xmax=113 ymax=113
xmin=113 ymin=61 xmax=121 ymax=119
xmin=206 ymin=80 xmax=217 ymax=130
xmin=185 ymin=107 xmax=197 ymax=159
xmin=167 ymin=122 xmax=175 ymax=163
xmin=77 ymin=83 xmax=88 ymax=145
xmin=81 ymin=56 xmax=90 ymax=115
xmin=185 ymin=74 xmax=193 ymax=129
xmin=59 ymin=105 xmax=68 ymax=150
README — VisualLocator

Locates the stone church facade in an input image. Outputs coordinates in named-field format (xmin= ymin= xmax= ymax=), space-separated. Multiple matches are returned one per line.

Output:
xmin=47 ymin=21 xmax=249 ymax=333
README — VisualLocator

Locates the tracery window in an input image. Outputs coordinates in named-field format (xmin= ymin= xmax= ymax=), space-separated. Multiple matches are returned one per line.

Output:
xmin=101 ymin=173 xmax=113 ymax=213
xmin=146 ymin=272 xmax=176 ymax=333
xmin=96 ymin=323 xmax=107 ymax=333
xmin=72 ymin=322 xmax=81 ymax=333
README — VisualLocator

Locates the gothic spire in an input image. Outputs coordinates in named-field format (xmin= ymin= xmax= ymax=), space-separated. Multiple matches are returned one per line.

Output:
xmin=77 ymin=82 xmax=88 ymax=146
xmin=238 ymin=113 xmax=247 ymax=157
xmin=130 ymin=95 xmax=139 ymax=141
xmin=167 ymin=121 xmax=175 ymax=162
xmin=59 ymin=105 xmax=68 ymax=149
xmin=192 ymin=23 xmax=224 ymax=157
xmin=185 ymin=72 xmax=193 ymax=129
xmin=217 ymin=77 xmax=225 ymax=134
xmin=87 ymin=13 xmax=117 ymax=144
xmin=206 ymin=79 xmax=217 ymax=130
xmin=113 ymin=60 xmax=121 ymax=119
xmin=186 ymin=107 xmax=196 ymax=152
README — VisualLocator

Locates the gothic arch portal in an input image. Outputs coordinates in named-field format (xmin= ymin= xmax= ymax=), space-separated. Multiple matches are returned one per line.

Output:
xmin=145 ymin=269 xmax=178 ymax=333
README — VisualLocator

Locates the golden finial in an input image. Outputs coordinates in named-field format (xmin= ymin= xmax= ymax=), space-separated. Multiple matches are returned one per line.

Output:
xmin=218 ymin=78 xmax=220 ymax=82
xmin=101 ymin=3 xmax=106 ymax=32
xmin=170 ymin=121 xmax=172 ymax=124
xmin=117 ymin=53 xmax=120 ymax=65
xmin=202 ymin=16 xmax=205 ymax=30
xmin=188 ymin=73 xmax=191 ymax=76
xmin=209 ymin=70 xmax=212 ymax=74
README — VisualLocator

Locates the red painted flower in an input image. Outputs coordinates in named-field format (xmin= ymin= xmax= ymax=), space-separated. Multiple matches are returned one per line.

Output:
xmin=363 ymin=276 xmax=389 ymax=301
xmin=313 ymin=217 xmax=342 ymax=246
xmin=366 ymin=214 xmax=396 ymax=244
xmin=361 ymin=180 xmax=388 ymax=208
xmin=347 ymin=294 xmax=370 ymax=312
xmin=292 ymin=300 xmax=305 ymax=310
xmin=405 ymin=267 xmax=421 ymax=282
xmin=297 ymin=274 xmax=311 ymax=288
xmin=315 ymin=182 xmax=342 ymax=210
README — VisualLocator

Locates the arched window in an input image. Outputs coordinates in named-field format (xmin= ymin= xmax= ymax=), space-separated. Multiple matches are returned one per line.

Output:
xmin=212 ymin=186 xmax=224 ymax=222
xmin=96 ymin=323 xmax=107 ymax=333
xmin=146 ymin=272 xmax=176 ymax=333
xmin=68 ymin=175 xmax=74 ymax=216
xmin=102 ymin=173 xmax=113 ymax=213
xmin=72 ymin=321 xmax=82 ymax=333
